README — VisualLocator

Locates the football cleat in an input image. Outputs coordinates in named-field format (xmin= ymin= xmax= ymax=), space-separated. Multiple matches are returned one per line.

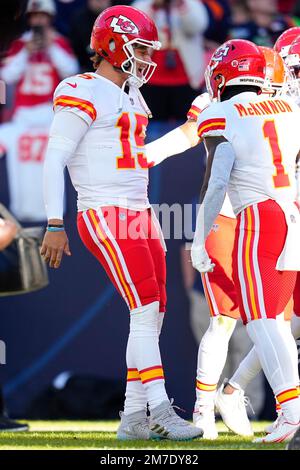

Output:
xmin=254 ymin=415 xmax=300 ymax=443
xmin=265 ymin=412 xmax=282 ymax=434
xmin=215 ymin=382 xmax=253 ymax=436
xmin=0 ymin=417 xmax=29 ymax=432
xmin=150 ymin=400 xmax=203 ymax=441
xmin=117 ymin=410 xmax=150 ymax=440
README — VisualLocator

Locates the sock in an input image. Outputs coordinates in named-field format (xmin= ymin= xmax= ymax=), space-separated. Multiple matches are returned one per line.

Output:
xmin=275 ymin=397 xmax=282 ymax=416
xmin=195 ymin=315 xmax=236 ymax=409
xmin=229 ymin=345 xmax=261 ymax=391
xmin=279 ymin=316 xmax=300 ymax=387
xmin=129 ymin=301 xmax=169 ymax=411
xmin=124 ymin=309 xmax=166 ymax=415
xmin=291 ymin=313 xmax=300 ymax=340
xmin=246 ymin=318 xmax=300 ymax=423
xmin=124 ymin=335 xmax=148 ymax=415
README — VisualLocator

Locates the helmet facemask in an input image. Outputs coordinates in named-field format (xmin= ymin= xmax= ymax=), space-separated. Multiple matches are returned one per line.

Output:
xmin=285 ymin=54 xmax=300 ymax=100
xmin=121 ymin=36 xmax=161 ymax=88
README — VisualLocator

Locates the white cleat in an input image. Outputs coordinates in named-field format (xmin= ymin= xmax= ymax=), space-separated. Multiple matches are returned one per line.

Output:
xmin=254 ymin=415 xmax=300 ymax=443
xmin=215 ymin=382 xmax=254 ymax=437
xmin=193 ymin=407 xmax=218 ymax=440
xmin=264 ymin=412 xmax=282 ymax=434
xmin=117 ymin=410 xmax=150 ymax=440
xmin=150 ymin=400 xmax=203 ymax=441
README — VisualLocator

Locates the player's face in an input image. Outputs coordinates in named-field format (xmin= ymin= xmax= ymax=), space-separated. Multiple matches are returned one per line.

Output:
xmin=133 ymin=45 xmax=153 ymax=78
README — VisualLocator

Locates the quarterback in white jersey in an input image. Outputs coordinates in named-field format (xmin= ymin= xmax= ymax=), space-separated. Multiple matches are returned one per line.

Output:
xmin=41 ymin=5 xmax=202 ymax=442
xmin=191 ymin=39 xmax=300 ymax=443
xmin=53 ymin=73 xmax=151 ymax=212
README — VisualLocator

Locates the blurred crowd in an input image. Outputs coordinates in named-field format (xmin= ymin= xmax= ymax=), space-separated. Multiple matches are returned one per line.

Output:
xmin=2 ymin=0 xmax=300 ymax=127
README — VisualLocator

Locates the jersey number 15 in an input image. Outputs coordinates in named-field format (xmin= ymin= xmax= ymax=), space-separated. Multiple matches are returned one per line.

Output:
xmin=116 ymin=113 xmax=149 ymax=169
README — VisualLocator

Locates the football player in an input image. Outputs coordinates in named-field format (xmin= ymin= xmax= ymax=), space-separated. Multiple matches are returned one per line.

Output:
xmin=192 ymin=39 xmax=300 ymax=443
xmin=40 ymin=5 xmax=202 ymax=441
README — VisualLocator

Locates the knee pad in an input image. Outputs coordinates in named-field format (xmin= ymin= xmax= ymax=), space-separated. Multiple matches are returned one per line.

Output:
xmin=130 ymin=301 xmax=160 ymax=334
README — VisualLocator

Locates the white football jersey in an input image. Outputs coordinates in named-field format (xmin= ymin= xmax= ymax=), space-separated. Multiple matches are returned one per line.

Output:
xmin=187 ymin=94 xmax=235 ymax=219
xmin=54 ymin=72 xmax=151 ymax=211
xmin=197 ymin=92 xmax=300 ymax=215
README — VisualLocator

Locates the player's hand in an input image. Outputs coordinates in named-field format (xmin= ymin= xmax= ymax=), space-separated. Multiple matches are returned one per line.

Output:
xmin=191 ymin=244 xmax=215 ymax=273
xmin=40 ymin=230 xmax=71 ymax=269
xmin=0 ymin=219 xmax=19 ymax=251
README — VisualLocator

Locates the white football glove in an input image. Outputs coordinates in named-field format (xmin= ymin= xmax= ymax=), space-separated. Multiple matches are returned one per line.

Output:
xmin=191 ymin=244 xmax=215 ymax=273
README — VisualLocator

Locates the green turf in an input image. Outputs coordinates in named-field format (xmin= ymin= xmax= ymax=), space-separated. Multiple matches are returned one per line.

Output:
xmin=0 ymin=421 xmax=286 ymax=450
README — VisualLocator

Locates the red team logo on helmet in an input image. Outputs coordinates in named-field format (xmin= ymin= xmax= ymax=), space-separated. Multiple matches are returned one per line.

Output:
xmin=110 ymin=15 xmax=139 ymax=34
xmin=205 ymin=39 xmax=266 ymax=100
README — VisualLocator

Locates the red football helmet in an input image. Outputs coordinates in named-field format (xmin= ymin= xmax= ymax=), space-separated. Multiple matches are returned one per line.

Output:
xmin=274 ymin=27 xmax=300 ymax=59
xmin=285 ymin=35 xmax=300 ymax=98
xmin=205 ymin=39 xmax=266 ymax=101
xmin=90 ymin=5 xmax=161 ymax=87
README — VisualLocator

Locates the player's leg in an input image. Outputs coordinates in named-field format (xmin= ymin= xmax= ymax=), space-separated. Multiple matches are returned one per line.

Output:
xmin=193 ymin=215 xmax=238 ymax=438
xmin=222 ymin=299 xmax=296 ymax=435
xmin=77 ymin=207 xmax=162 ymax=439
xmin=291 ymin=272 xmax=300 ymax=339
xmin=77 ymin=207 xmax=202 ymax=440
xmin=233 ymin=201 xmax=300 ymax=443
xmin=144 ymin=209 xmax=202 ymax=440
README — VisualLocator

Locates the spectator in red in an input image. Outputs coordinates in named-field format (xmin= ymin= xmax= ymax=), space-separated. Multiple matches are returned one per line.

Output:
xmin=132 ymin=0 xmax=209 ymax=120
xmin=0 ymin=0 xmax=78 ymax=115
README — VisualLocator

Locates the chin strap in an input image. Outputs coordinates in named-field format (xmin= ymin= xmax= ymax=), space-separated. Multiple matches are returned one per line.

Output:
xmin=131 ymin=86 xmax=153 ymax=118
xmin=118 ymin=78 xmax=129 ymax=113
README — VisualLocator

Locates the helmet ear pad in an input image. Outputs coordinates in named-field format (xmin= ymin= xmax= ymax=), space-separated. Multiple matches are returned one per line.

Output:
xmin=215 ymin=74 xmax=225 ymax=93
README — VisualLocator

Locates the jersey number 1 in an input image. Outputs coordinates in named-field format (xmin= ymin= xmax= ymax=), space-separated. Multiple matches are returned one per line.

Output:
xmin=263 ymin=120 xmax=290 ymax=188
xmin=116 ymin=113 xmax=149 ymax=169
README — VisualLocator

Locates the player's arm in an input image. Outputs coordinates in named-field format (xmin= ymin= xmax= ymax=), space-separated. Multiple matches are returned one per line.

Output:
xmin=296 ymin=151 xmax=300 ymax=205
xmin=41 ymin=110 xmax=89 ymax=269
xmin=145 ymin=93 xmax=210 ymax=166
xmin=191 ymin=137 xmax=236 ymax=273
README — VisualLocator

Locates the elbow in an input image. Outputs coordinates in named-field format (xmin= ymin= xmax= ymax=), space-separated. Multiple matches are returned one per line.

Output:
xmin=209 ymin=178 xmax=227 ymax=194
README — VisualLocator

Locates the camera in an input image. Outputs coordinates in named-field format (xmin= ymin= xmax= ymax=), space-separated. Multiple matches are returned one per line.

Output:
xmin=32 ymin=25 xmax=45 ymax=41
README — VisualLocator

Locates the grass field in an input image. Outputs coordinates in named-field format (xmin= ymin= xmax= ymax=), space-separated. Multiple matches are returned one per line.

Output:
xmin=0 ymin=421 xmax=287 ymax=450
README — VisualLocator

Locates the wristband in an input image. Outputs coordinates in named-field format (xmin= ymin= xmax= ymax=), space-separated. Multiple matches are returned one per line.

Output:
xmin=47 ymin=226 xmax=65 ymax=232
